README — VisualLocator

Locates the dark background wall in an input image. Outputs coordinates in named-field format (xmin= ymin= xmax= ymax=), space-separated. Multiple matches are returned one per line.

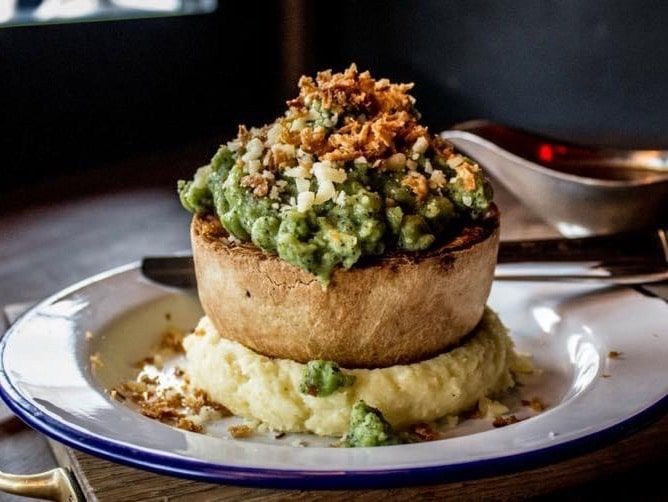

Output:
xmin=2 ymin=0 xmax=668 ymax=192
xmin=0 ymin=1 xmax=282 ymax=190
xmin=311 ymin=0 xmax=668 ymax=148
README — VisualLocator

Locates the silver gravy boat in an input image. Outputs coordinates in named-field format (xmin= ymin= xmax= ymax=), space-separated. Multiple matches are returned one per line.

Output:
xmin=441 ymin=120 xmax=668 ymax=237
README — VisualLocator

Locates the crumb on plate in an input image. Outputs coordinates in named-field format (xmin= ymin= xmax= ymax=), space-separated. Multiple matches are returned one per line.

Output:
xmin=407 ymin=422 xmax=441 ymax=442
xmin=228 ymin=424 xmax=256 ymax=439
xmin=109 ymin=337 xmax=231 ymax=434
xmin=492 ymin=415 xmax=521 ymax=428
xmin=521 ymin=397 xmax=546 ymax=412
xmin=160 ymin=328 xmax=185 ymax=353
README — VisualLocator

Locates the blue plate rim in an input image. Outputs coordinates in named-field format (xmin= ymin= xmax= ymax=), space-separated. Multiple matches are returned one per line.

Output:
xmin=1 ymin=263 xmax=666 ymax=489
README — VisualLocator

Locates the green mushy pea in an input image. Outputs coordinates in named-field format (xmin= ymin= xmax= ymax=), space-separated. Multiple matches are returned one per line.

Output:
xmin=177 ymin=146 xmax=491 ymax=283
xmin=177 ymin=65 xmax=493 ymax=283
xmin=299 ymin=360 xmax=356 ymax=397
xmin=344 ymin=400 xmax=401 ymax=447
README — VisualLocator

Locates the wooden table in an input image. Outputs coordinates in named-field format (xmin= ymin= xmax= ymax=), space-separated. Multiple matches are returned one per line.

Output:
xmin=0 ymin=148 xmax=666 ymax=500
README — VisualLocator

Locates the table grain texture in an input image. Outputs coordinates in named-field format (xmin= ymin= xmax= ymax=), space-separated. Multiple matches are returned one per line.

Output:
xmin=0 ymin=149 xmax=666 ymax=501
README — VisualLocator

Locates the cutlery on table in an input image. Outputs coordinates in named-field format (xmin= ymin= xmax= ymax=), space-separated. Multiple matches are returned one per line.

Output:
xmin=141 ymin=228 xmax=668 ymax=288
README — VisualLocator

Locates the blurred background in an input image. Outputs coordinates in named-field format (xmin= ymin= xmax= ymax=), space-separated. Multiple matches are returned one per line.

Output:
xmin=3 ymin=0 xmax=668 ymax=197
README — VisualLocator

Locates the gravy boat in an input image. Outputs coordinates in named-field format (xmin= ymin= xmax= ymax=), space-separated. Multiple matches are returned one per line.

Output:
xmin=441 ymin=120 xmax=668 ymax=236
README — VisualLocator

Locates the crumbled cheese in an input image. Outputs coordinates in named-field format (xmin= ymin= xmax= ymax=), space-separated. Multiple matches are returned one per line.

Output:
xmin=412 ymin=136 xmax=429 ymax=154
xmin=284 ymin=166 xmax=311 ymax=178
xmin=226 ymin=140 xmax=241 ymax=152
xmin=423 ymin=158 xmax=433 ymax=174
xmin=246 ymin=159 xmax=262 ymax=174
xmin=297 ymin=191 xmax=315 ymax=212
xmin=290 ymin=117 xmax=308 ymax=132
xmin=446 ymin=154 xmax=465 ymax=169
xmin=295 ymin=177 xmax=311 ymax=193
xmin=312 ymin=161 xmax=347 ymax=183
xmin=266 ymin=123 xmax=284 ymax=146
xmin=314 ymin=179 xmax=336 ymax=204
xmin=429 ymin=169 xmax=447 ymax=189
xmin=335 ymin=191 xmax=347 ymax=206
xmin=241 ymin=138 xmax=264 ymax=162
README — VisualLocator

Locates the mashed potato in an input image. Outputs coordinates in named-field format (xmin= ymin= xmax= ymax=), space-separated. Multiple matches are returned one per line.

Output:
xmin=183 ymin=308 xmax=517 ymax=436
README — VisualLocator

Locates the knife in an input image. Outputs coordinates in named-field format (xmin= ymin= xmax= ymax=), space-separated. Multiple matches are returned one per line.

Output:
xmin=142 ymin=229 xmax=668 ymax=288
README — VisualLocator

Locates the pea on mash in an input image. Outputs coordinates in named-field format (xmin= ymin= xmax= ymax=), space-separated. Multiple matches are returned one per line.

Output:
xmin=299 ymin=360 xmax=356 ymax=397
xmin=344 ymin=401 xmax=400 ymax=447
xmin=178 ymin=64 xmax=493 ymax=282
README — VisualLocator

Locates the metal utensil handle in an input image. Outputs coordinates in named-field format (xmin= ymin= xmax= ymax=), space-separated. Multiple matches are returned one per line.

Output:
xmin=1 ymin=305 xmax=84 ymax=502
xmin=494 ymin=269 xmax=668 ymax=285
xmin=0 ymin=468 xmax=83 ymax=501
xmin=495 ymin=260 xmax=668 ymax=285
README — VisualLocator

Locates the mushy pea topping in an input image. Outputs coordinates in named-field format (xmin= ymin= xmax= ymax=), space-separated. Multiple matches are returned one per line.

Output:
xmin=344 ymin=400 xmax=401 ymax=447
xmin=299 ymin=360 xmax=356 ymax=397
xmin=178 ymin=64 xmax=493 ymax=282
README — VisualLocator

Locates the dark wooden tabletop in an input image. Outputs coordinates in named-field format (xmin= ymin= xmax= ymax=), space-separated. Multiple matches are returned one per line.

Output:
xmin=0 ymin=147 xmax=666 ymax=501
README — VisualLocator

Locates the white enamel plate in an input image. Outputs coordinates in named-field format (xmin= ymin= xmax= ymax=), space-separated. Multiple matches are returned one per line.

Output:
xmin=1 ymin=264 xmax=666 ymax=488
